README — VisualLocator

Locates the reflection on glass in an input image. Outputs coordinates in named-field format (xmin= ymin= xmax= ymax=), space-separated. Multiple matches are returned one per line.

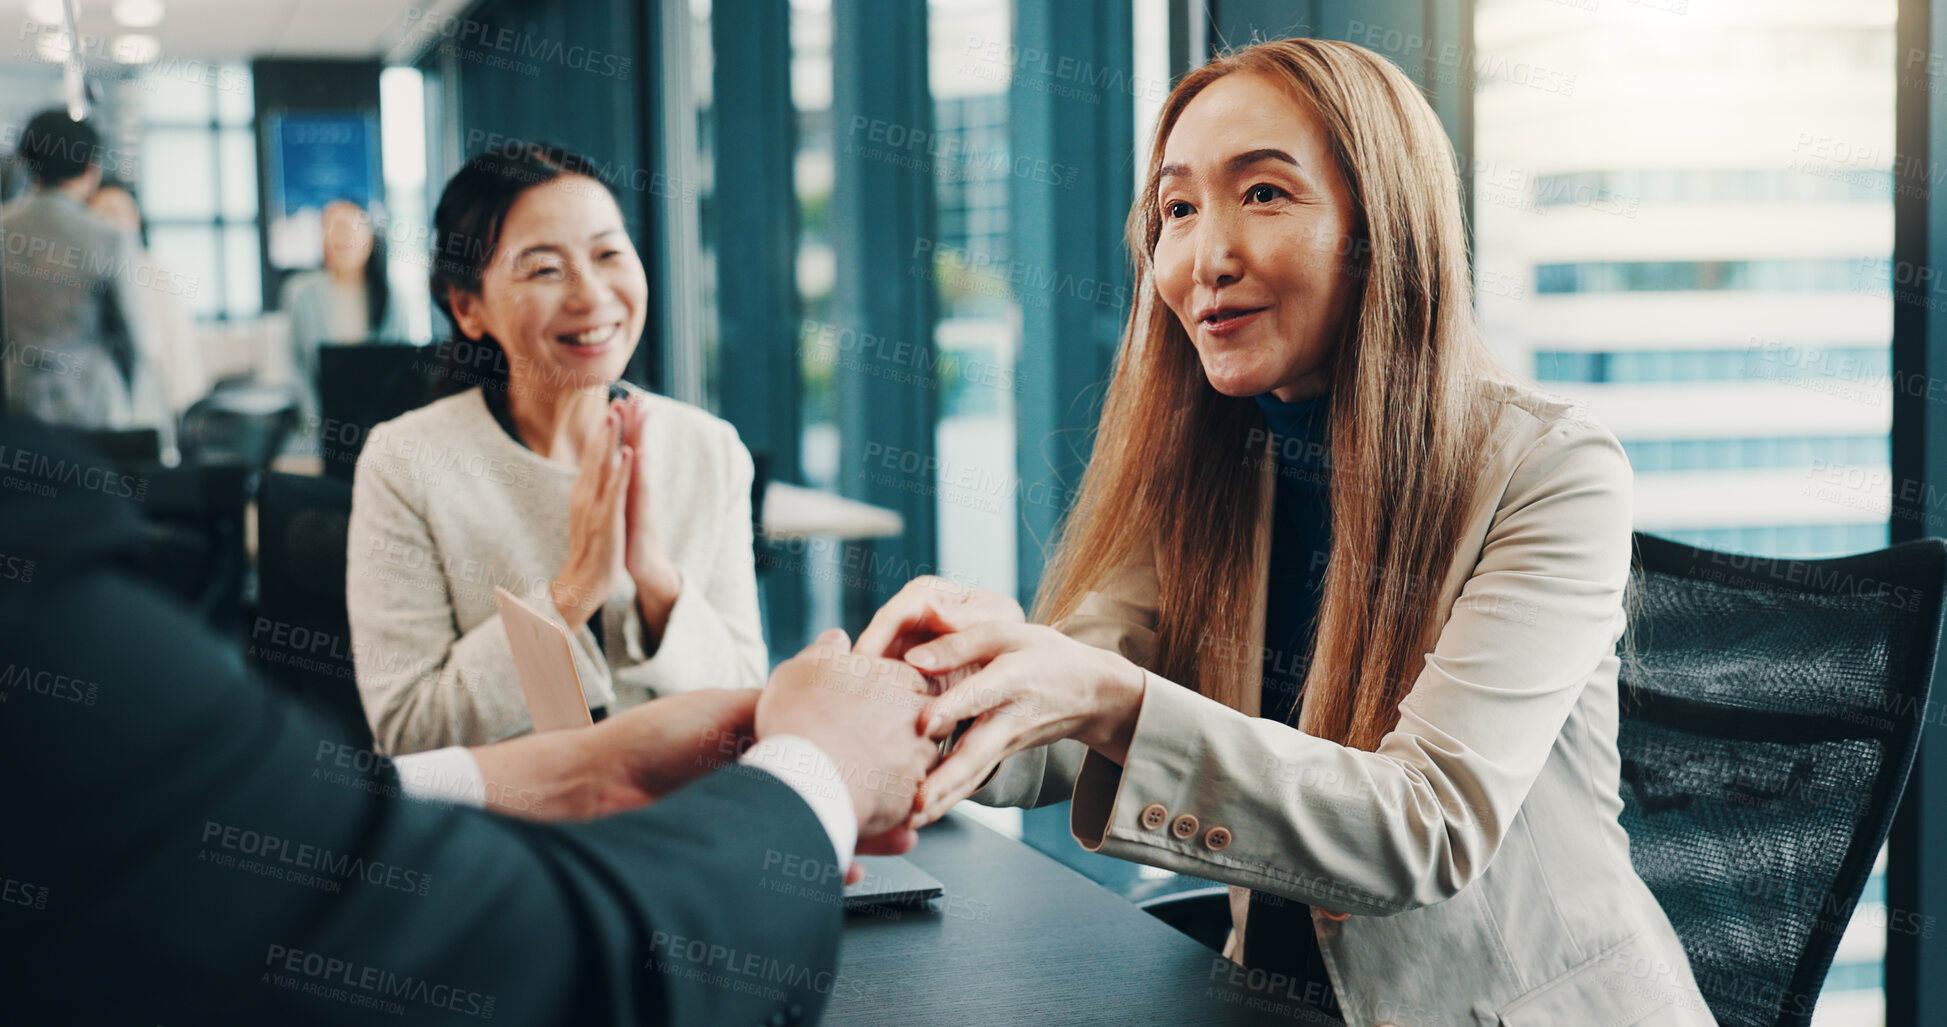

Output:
xmin=149 ymin=224 xmax=220 ymax=320
xmin=690 ymin=0 xmax=719 ymax=403
xmin=214 ymin=63 xmax=254 ymax=127
xmin=218 ymin=128 xmax=257 ymax=220
xmin=1474 ymin=1 xmax=1895 ymax=1021
xmin=223 ymin=225 xmax=259 ymax=321
xmin=793 ymin=0 xmax=842 ymax=633
xmin=136 ymin=62 xmax=260 ymax=322
xmin=140 ymin=70 xmax=214 ymax=124
xmin=378 ymin=66 xmax=429 ymax=343
xmin=140 ymin=128 xmax=216 ymax=219
xmin=927 ymin=0 xmax=1018 ymax=600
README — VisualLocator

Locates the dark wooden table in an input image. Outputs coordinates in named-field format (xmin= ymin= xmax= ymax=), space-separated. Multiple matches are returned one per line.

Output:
xmin=824 ymin=813 xmax=1340 ymax=1026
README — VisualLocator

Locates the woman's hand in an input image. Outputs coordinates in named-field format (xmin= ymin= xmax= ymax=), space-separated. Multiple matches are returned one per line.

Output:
xmin=852 ymin=576 xmax=1025 ymax=662
xmin=616 ymin=396 xmax=682 ymax=645
xmin=902 ymin=623 xmax=1146 ymax=827
xmin=551 ymin=404 xmax=629 ymax=626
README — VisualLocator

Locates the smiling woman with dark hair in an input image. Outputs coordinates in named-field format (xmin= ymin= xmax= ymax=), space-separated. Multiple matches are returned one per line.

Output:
xmin=346 ymin=142 xmax=766 ymax=755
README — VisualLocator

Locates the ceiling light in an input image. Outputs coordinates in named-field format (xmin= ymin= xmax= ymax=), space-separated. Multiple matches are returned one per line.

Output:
xmin=113 ymin=0 xmax=165 ymax=29
xmin=111 ymin=33 xmax=160 ymax=64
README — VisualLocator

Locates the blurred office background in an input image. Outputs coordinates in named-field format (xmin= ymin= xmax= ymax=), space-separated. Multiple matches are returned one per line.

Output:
xmin=1474 ymin=5 xmax=1896 ymax=1020
xmin=1 ymin=0 xmax=1938 ymax=1023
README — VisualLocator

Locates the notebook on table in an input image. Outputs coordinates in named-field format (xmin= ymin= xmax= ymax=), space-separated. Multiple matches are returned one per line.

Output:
xmin=844 ymin=855 xmax=947 ymax=911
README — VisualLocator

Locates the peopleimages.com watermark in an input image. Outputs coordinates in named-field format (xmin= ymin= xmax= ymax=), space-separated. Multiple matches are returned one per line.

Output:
xmin=264 ymin=943 xmax=496 ymax=1019
xmin=0 ymin=443 xmax=148 ymax=502
xmin=198 ymin=820 xmax=434 ymax=897
xmin=0 ymin=662 xmax=99 ymax=705
xmin=646 ymin=931 xmax=866 ymax=1004
xmin=2 ymin=874 xmax=49 ymax=912
xmin=400 ymin=6 xmax=630 ymax=81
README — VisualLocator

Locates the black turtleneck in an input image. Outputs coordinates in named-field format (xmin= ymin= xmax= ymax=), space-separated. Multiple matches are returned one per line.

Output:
xmin=1243 ymin=388 xmax=1339 ymax=1018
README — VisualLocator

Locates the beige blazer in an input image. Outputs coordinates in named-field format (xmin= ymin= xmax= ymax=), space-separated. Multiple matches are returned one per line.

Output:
xmin=347 ymin=384 xmax=767 ymax=754
xmin=975 ymin=380 xmax=1715 ymax=1026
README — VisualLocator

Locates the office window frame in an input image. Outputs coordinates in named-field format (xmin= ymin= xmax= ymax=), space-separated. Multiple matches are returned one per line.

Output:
xmin=1011 ymin=0 xmax=1136 ymax=605
xmin=1888 ymin=1 xmax=1947 ymax=1021
xmin=139 ymin=63 xmax=259 ymax=321
xmin=827 ymin=0 xmax=939 ymax=625
xmin=708 ymin=0 xmax=805 ymax=650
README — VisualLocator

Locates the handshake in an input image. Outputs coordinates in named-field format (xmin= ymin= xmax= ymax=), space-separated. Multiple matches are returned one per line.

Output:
xmin=468 ymin=576 xmax=1146 ymax=875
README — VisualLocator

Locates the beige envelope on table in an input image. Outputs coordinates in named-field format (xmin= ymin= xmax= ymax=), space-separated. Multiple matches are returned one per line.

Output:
xmin=493 ymin=586 xmax=594 ymax=733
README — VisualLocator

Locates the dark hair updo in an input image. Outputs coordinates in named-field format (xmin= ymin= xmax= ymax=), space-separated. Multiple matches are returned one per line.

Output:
xmin=426 ymin=140 xmax=613 ymax=399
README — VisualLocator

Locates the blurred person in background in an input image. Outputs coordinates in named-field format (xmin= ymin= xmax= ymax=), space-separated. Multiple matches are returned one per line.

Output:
xmin=89 ymin=179 xmax=208 ymax=417
xmin=2 ymin=109 xmax=172 ymax=451
xmin=278 ymin=198 xmax=411 ymax=421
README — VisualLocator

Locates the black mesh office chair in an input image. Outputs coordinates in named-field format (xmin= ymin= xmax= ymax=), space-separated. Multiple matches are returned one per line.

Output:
xmin=28 ymin=427 xmax=249 ymax=633
xmin=180 ymin=383 xmax=299 ymax=471
xmin=65 ymin=426 xmax=161 ymax=464
xmin=1619 ymin=532 xmax=1943 ymax=1027
xmin=253 ymin=470 xmax=372 ymax=748
xmin=1137 ymin=885 xmax=1233 ymax=953
xmin=317 ymin=344 xmax=441 ymax=478
xmin=117 ymin=461 xmax=253 ymax=636
xmin=1138 ymin=533 xmax=1946 ymax=1027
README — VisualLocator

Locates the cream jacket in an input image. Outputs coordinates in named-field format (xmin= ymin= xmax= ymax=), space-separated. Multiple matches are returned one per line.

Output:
xmin=975 ymin=380 xmax=1715 ymax=1026
xmin=347 ymin=384 xmax=767 ymax=754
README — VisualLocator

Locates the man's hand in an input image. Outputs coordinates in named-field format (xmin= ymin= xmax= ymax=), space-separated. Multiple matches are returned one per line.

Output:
xmin=757 ymin=632 xmax=939 ymax=845
xmin=469 ymin=689 xmax=761 ymax=821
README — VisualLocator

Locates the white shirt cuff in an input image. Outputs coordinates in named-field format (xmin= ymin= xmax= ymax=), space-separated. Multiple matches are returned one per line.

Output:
xmin=394 ymin=747 xmax=488 ymax=806
xmin=738 ymin=735 xmax=859 ymax=868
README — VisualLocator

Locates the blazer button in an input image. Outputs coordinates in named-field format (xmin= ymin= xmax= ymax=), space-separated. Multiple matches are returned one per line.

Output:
xmin=1140 ymin=803 xmax=1169 ymax=830
xmin=1203 ymin=826 xmax=1232 ymax=851
xmin=1171 ymin=814 xmax=1199 ymax=840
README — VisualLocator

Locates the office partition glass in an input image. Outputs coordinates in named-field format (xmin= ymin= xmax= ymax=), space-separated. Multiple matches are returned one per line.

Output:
xmin=138 ymin=63 xmax=260 ymax=321
xmin=926 ymin=0 xmax=1021 ymax=601
xmin=790 ymin=0 xmax=843 ymax=636
xmin=1473 ymin=1 xmax=1898 ymax=1020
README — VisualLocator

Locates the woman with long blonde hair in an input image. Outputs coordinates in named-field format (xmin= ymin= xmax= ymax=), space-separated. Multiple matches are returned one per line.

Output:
xmin=857 ymin=38 xmax=1712 ymax=1026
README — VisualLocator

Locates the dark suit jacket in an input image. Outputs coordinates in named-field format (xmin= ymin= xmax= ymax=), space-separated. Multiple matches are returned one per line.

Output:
xmin=0 ymin=420 xmax=846 ymax=1025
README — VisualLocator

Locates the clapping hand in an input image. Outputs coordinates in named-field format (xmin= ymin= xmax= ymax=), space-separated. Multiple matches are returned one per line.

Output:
xmin=614 ymin=395 xmax=682 ymax=643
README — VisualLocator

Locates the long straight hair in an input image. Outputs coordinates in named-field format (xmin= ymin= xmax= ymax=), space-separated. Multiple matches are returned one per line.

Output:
xmin=1033 ymin=39 xmax=1495 ymax=752
xmin=362 ymin=226 xmax=391 ymax=334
